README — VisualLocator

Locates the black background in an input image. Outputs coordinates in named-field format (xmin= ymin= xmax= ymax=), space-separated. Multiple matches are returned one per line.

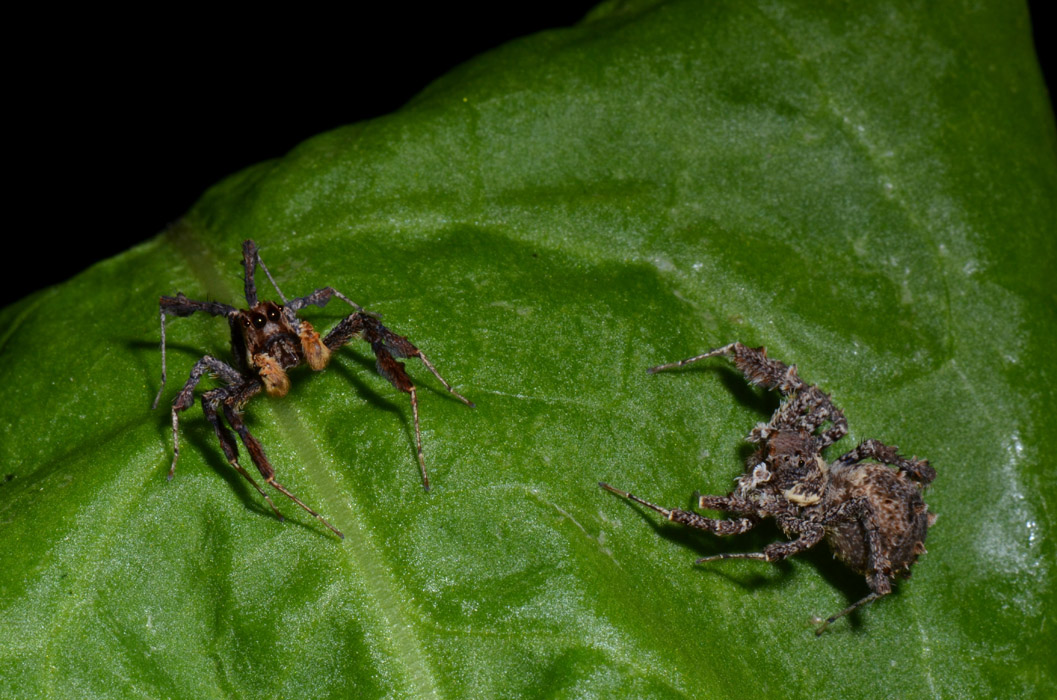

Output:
xmin=5 ymin=3 xmax=1051 ymax=309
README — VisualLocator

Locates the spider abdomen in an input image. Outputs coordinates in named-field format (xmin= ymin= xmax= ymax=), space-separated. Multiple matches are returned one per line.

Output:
xmin=825 ymin=463 xmax=932 ymax=580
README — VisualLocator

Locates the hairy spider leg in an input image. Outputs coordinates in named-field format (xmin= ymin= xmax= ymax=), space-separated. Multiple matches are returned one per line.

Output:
xmin=708 ymin=495 xmax=892 ymax=634
xmin=221 ymin=403 xmax=345 ymax=539
xmin=695 ymin=514 xmax=826 ymax=565
xmin=287 ymin=286 xmax=364 ymax=315
xmin=812 ymin=592 xmax=882 ymax=636
xmin=244 ymin=240 xmax=365 ymax=322
xmin=837 ymin=439 xmax=935 ymax=484
xmin=326 ymin=314 xmax=474 ymax=408
xmin=153 ymin=295 xmax=238 ymax=409
xmin=166 ymin=355 xmax=282 ymax=517
xmin=599 ymin=483 xmax=761 ymax=536
xmin=241 ymin=239 xmax=289 ymax=305
xmin=168 ymin=354 xmax=244 ymax=479
xmin=649 ymin=342 xmax=848 ymax=448
xmin=161 ymin=330 xmax=342 ymax=538
xmin=603 ymin=480 xmax=895 ymax=633
xmin=199 ymin=382 xmax=284 ymax=520
xmin=324 ymin=312 xmax=474 ymax=491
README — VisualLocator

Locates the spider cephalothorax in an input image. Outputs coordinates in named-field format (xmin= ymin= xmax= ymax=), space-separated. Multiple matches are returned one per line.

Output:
xmin=152 ymin=240 xmax=474 ymax=538
xmin=232 ymin=300 xmax=331 ymax=398
xmin=601 ymin=342 xmax=935 ymax=634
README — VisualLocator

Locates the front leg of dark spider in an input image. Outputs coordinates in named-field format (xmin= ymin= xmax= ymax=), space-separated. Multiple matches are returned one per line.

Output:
xmin=151 ymin=239 xmax=474 ymax=538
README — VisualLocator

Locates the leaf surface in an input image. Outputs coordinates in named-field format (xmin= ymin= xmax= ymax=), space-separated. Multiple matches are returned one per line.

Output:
xmin=2 ymin=1 xmax=1055 ymax=697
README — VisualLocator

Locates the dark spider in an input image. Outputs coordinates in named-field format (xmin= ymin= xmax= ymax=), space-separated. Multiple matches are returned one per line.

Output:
xmin=152 ymin=240 xmax=474 ymax=538
xmin=601 ymin=342 xmax=935 ymax=634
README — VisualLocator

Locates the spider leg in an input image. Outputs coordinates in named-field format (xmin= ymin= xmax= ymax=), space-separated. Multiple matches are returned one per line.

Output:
xmin=239 ymin=239 xmax=271 ymax=305
xmin=812 ymin=592 xmax=883 ymax=636
xmin=152 ymin=294 xmax=238 ymax=409
xmin=836 ymin=439 xmax=935 ymax=485
xmin=374 ymin=342 xmax=431 ymax=490
xmin=649 ymin=342 xmax=800 ymax=387
xmin=167 ymin=355 xmax=244 ymax=479
xmin=649 ymin=342 xmax=848 ymax=447
xmin=323 ymin=311 xmax=473 ymax=491
xmin=600 ymin=483 xmax=761 ymax=536
xmin=200 ymin=385 xmax=283 ymax=521
xmin=697 ymin=493 xmax=764 ymax=513
xmin=221 ymin=402 xmax=344 ymax=539
xmin=360 ymin=315 xmax=474 ymax=407
xmin=765 ymin=389 xmax=848 ymax=448
xmin=286 ymin=286 xmax=363 ymax=314
xmin=697 ymin=515 xmax=825 ymax=565
xmin=242 ymin=240 xmax=365 ymax=329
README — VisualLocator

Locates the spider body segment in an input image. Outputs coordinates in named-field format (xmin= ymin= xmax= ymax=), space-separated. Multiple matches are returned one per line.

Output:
xmin=602 ymin=342 xmax=935 ymax=634
xmin=152 ymin=240 xmax=473 ymax=538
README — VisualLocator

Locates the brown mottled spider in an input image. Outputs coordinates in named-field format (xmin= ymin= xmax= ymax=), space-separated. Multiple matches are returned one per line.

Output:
xmin=152 ymin=240 xmax=474 ymax=538
xmin=601 ymin=342 xmax=936 ymax=634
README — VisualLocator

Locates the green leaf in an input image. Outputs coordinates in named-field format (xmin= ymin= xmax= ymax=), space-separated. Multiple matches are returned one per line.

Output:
xmin=2 ymin=1 xmax=1054 ymax=697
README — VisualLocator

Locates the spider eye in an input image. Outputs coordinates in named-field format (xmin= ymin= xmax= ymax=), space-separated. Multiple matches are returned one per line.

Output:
xmin=241 ymin=317 xmax=251 ymax=327
xmin=267 ymin=308 xmax=280 ymax=322
xmin=253 ymin=314 xmax=266 ymax=328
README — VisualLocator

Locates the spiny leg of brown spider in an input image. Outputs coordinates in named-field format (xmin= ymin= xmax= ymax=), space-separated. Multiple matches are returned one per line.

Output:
xmin=241 ymin=238 xmax=292 ymax=305
xmin=167 ymin=355 xmax=245 ymax=479
xmin=287 ymin=286 xmax=364 ymax=315
xmin=812 ymin=592 xmax=884 ymax=636
xmin=242 ymin=239 xmax=293 ymax=305
xmin=649 ymin=342 xmax=805 ymax=396
xmin=599 ymin=482 xmax=675 ymax=518
xmin=647 ymin=343 xmax=741 ymax=374
xmin=806 ymin=498 xmax=893 ymax=634
xmin=837 ymin=439 xmax=935 ymax=485
xmin=264 ymin=478 xmax=343 ymax=539
xmin=415 ymin=350 xmax=475 ymax=408
xmin=409 ymin=386 xmax=429 ymax=490
xmin=199 ymin=388 xmax=283 ymax=520
xmin=221 ymin=403 xmax=345 ymax=539
xmin=228 ymin=459 xmax=284 ymax=520
xmin=152 ymin=296 xmax=238 ymax=410
xmin=374 ymin=346 xmax=434 ymax=490
xmin=695 ymin=518 xmax=825 ymax=565
xmin=324 ymin=312 xmax=474 ymax=490
xmin=324 ymin=312 xmax=474 ymax=407
xmin=648 ymin=342 xmax=848 ymax=447
xmin=599 ymin=483 xmax=761 ymax=536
